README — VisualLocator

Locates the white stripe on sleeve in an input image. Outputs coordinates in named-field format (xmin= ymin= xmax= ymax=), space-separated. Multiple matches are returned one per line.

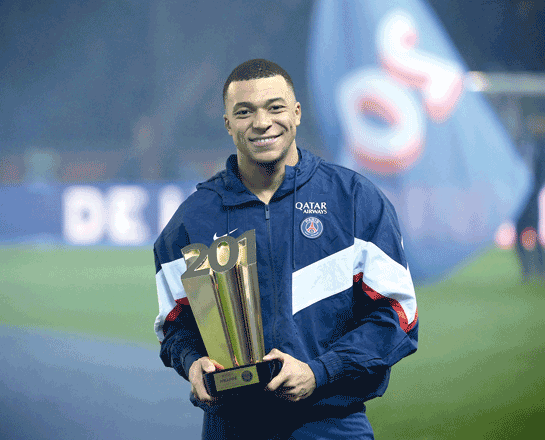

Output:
xmin=154 ymin=257 xmax=187 ymax=341
xmin=292 ymin=245 xmax=354 ymax=315
xmin=353 ymin=238 xmax=417 ymax=325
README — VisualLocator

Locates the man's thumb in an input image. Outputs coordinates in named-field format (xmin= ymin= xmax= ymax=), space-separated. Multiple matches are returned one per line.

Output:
xmin=201 ymin=358 xmax=216 ymax=374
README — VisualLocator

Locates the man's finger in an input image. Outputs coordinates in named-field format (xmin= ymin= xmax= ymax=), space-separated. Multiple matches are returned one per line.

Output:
xmin=263 ymin=349 xmax=286 ymax=391
xmin=263 ymin=348 xmax=283 ymax=361
xmin=189 ymin=357 xmax=221 ymax=403
xmin=195 ymin=384 xmax=213 ymax=401
xmin=193 ymin=375 xmax=216 ymax=402
xmin=265 ymin=366 xmax=288 ymax=392
xmin=198 ymin=361 xmax=216 ymax=401
xmin=211 ymin=360 xmax=225 ymax=371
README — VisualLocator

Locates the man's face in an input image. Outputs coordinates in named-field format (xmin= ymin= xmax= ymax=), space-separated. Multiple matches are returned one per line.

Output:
xmin=223 ymin=75 xmax=301 ymax=167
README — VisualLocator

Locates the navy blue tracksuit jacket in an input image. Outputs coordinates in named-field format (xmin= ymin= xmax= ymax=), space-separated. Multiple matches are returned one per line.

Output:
xmin=154 ymin=149 xmax=418 ymax=439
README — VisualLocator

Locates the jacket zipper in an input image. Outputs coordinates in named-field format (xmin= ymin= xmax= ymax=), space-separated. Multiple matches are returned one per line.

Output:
xmin=264 ymin=203 xmax=279 ymax=347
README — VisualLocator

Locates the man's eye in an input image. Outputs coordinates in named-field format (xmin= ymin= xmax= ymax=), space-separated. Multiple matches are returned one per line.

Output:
xmin=270 ymin=106 xmax=284 ymax=111
xmin=235 ymin=110 xmax=249 ymax=116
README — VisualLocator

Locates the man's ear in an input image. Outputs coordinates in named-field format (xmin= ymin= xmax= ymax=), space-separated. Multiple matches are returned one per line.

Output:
xmin=224 ymin=115 xmax=231 ymax=135
xmin=295 ymin=102 xmax=302 ymax=126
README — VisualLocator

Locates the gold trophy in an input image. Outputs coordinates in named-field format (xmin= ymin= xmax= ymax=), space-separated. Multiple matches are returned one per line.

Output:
xmin=180 ymin=229 xmax=281 ymax=396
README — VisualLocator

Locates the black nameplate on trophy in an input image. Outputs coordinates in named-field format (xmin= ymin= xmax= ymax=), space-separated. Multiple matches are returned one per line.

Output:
xmin=204 ymin=358 xmax=282 ymax=396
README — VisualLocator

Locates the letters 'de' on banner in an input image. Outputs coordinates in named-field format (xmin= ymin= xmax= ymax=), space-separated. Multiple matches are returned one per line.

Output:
xmin=180 ymin=229 xmax=281 ymax=396
xmin=308 ymin=0 xmax=532 ymax=282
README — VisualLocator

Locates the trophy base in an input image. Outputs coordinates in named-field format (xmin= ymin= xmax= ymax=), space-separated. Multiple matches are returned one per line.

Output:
xmin=204 ymin=359 xmax=282 ymax=397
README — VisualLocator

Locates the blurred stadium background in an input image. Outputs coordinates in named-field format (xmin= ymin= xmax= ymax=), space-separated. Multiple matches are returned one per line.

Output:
xmin=1 ymin=0 xmax=544 ymax=438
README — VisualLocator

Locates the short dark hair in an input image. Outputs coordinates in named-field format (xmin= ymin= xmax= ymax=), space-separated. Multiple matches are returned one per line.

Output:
xmin=223 ymin=59 xmax=295 ymax=107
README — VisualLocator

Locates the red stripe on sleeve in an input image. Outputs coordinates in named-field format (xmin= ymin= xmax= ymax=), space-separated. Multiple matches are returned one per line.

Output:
xmin=165 ymin=297 xmax=190 ymax=323
xmin=406 ymin=307 xmax=418 ymax=332
xmin=353 ymin=272 xmax=417 ymax=333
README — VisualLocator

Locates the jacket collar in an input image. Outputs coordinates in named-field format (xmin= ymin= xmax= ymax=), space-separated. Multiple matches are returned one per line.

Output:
xmin=196 ymin=148 xmax=321 ymax=207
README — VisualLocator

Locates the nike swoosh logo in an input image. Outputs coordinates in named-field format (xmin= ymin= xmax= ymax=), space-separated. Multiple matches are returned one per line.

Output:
xmin=213 ymin=228 xmax=238 ymax=241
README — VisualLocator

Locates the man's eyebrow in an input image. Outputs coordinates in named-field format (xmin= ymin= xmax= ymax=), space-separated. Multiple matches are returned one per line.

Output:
xmin=232 ymin=97 xmax=286 ymax=111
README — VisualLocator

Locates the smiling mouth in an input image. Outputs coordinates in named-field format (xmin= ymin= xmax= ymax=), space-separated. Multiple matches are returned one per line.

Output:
xmin=249 ymin=134 xmax=281 ymax=146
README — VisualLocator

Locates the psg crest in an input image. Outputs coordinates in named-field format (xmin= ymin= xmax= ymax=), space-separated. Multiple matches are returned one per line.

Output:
xmin=300 ymin=217 xmax=323 ymax=239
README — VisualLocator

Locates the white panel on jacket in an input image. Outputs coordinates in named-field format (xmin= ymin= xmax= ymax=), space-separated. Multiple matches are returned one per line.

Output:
xmin=292 ymin=245 xmax=354 ymax=315
xmin=154 ymin=257 xmax=188 ymax=341
xmin=353 ymin=238 xmax=417 ymax=325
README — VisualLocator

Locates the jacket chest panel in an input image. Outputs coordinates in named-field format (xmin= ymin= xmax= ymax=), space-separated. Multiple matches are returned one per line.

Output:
xmin=292 ymin=194 xmax=354 ymax=271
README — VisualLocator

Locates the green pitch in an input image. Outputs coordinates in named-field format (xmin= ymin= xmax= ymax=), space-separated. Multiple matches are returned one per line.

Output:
xmin=0 ymin=245 xmax=159 ymax=344
xmin=1 ymin=245 xmax=543 ymax=439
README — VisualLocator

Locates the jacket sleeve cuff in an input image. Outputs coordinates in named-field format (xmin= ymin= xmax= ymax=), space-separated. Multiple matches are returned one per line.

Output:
xmin=308 ymin=349 xmax=344 ymax=388
xmin=316 ymin=350 xmax=344 ymax=383
xmin=307 ymin=358 xmax=328 ymax=388
xmin=178 ymin=351 xmax=205 ymax=381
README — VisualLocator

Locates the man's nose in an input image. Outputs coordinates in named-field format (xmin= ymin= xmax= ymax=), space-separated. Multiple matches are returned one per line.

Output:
xmin=253 ymin=109 xmax=272 ymax=130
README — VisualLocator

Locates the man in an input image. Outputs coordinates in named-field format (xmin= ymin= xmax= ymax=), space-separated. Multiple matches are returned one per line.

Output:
xmin=154 ymin=59 xmax=418 ymax=439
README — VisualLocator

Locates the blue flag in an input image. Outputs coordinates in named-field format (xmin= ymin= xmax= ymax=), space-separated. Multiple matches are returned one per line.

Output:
xmin=307 ymin=0 xmax=532 ymax=282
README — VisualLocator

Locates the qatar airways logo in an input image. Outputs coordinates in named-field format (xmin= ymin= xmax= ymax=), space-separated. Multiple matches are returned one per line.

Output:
xmin=295 ymin=202 xmax=327 ymax=215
